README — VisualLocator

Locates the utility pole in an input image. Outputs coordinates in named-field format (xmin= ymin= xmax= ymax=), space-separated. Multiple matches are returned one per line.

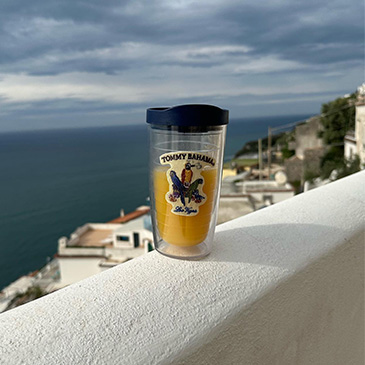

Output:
xmin=268 ymin=126 xmax=272 ymax=180
xmin=258 ymin=138 xmax=263 ymax=181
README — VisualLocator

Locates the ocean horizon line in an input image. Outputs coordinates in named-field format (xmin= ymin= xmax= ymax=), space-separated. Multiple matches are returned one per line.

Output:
xmin=0 ymin=113 xmax=314 ymax=136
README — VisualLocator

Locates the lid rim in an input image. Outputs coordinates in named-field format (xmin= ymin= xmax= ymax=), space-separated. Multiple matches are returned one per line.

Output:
xmin=146 ymin=104 xmax=229 ymax=126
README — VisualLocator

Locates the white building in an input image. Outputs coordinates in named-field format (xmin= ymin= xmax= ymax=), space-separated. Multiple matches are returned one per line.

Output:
xmin=219 ymin=171 xmax=295 ymax=223
xmin=355 ymin=83 xmax=365 ymax=166
xmin=239 ymin=180 xmax=295 ymax=205
xmin=294 ymin=117 xmax=324 ymax=160
xmin=223 ymin=171 xmax=294 ymax=204
xmin=343 ymin=84 xmax=365 ymax=166
xmin=344 ymin=130 xmax=357 ymax=160
xmin=56 ymin=206 xmax=153 ymax=288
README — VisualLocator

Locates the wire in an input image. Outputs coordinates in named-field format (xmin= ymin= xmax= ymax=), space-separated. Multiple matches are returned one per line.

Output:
xmin=270 ymin=103 xmax=354 ymax=132
xmin=270 ymin=119 xmax=306 ymax=132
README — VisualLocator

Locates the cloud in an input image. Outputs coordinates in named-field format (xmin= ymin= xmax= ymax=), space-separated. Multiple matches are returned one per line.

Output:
xmin=0 ymin=0 xmax=362 ymax=74
xmin=0 ymin=0 xmax=362 ymax=131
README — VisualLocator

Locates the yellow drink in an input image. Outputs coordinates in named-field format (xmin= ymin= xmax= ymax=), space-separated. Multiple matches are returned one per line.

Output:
xmin=154 ymin=167 xmax=217 ymax=247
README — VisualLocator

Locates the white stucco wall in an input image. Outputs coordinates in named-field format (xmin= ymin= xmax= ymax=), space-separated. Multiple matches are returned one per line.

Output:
xmin=248 ymin=190 xmax=294 ymax=204
xmin=57 ymin=257 xmax=103 ymax=287
xmin=58 ymin=246 xmax=106 ymax=256
xmin=356 ymin=104 xmax=365 ymax=165
xmin=113 ymin=218 xmax=152 ymax=248
xmin=104 ymin=246 xmax=146 ymax=260
xmin=344 ymin=138 xmax=357 ymax=160
xmin=0 ymin=171 xmax=364 ymax=365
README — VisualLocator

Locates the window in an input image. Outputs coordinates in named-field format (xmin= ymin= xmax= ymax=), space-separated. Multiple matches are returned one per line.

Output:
xmin=133 ymin=232 xmax=140 ymax=248
xmin=117 ymin=235 xmax=129 ymax=242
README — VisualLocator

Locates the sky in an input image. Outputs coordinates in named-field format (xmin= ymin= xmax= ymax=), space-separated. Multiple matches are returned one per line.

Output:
xmin=0 ymin=0 xmax=363 ymax=132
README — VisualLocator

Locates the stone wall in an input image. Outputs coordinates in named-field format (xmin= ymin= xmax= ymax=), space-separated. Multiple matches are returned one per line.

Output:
xmin=303 ymin=147 xmax=326 ymax=177
xmin=295 ymin=117 xmax=323 ymax=159
xmin=285 ymin=156 xmax=303 ymax=182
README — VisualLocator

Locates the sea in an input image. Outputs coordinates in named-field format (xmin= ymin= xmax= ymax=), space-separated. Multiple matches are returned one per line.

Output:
xmin=0 ymin=114 xmax=311 ymax=290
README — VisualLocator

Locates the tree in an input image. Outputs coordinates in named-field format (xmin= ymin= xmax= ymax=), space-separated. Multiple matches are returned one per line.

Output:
xmin=319 ymin=93 xmax=356 ymax=146
xmin=234 ymin=132 xmax=286 ymax=158
xmin=320 ymin=146 xmax=346 ymax=179
xmin=318 ymin=93 xmax=357 ymax=177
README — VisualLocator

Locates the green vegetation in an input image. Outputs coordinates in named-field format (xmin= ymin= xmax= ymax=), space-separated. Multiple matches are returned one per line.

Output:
xmin=281 ymin=148 xmax=295 ymax=160
xmin=320 ymin=152 xmax=360 ymax=180
xmin=223 ymin=158 xmax=258 ymax=169
xmin=275 ymin=130 xmax=295 ymax=161
xmin=233 ymin=129 xmax=296 ymax=163
xmin=319 ymin=93 xmax=356 ymax=145
xmin=5 ymin=286 xmax=46 ymax=311
xmin=234 ymin=132 xmax=286 ymax=158
xmin=337 ymin=156 xmax=361 ymax=179
xmin=317 ymin=93 xmax=360 ymax=180
xmin=320 ymin=146 xmax=345 ymax=179
xmin=303 ymin=169 xmax=320 ymax=183
xmin=230 ymin=92 xmax=361 ymax=184
xmin=318 ymin=93 xmax=356 ymax=169
xmin=290 ymin=180 xmax=302 ymax=194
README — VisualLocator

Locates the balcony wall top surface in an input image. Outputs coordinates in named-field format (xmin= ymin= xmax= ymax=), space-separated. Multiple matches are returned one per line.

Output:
xmin=0 ymin=171 xmax=364 ymax=365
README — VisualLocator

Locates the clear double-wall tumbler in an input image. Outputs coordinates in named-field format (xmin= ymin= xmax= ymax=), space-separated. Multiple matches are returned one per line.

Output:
xmin=147 ymin=104 xmax=229 ymax=259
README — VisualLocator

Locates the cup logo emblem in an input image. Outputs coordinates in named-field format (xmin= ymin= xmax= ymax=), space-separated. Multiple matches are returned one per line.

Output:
xmin=159 ymin=152 xmax=216 ymax=216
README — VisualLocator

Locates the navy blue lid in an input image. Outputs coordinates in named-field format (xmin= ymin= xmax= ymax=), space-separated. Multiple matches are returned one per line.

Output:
xmin=146 ymin=104 xmax=229 ymax=126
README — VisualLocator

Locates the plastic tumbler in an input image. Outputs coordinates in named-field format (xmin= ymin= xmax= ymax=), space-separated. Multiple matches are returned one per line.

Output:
xmin=147 ymin=104 xmax=229 ymax=259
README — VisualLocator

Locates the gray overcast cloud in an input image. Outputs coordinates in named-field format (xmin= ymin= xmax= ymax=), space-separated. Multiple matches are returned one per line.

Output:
xmin=0 ymin=0 xmax=363 ymax=131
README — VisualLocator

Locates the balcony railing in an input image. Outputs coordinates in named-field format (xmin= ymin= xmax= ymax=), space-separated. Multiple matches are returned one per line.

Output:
xmin=0 ymin=171 xmax=364 ymax=365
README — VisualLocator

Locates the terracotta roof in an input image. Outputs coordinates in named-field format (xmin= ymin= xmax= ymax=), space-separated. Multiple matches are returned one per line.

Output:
xmin=108 ymin=207 xmax=150 ymax=224
xmin=29 ymin=270 xmax=39 ymax=277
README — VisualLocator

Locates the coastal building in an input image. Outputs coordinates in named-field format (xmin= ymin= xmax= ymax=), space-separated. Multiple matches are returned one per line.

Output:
xmin=302 ymin=147 xmax=325 ymax=177
xmin=217 ymin=195 xmax=255 ymax=224
xmin=285 ymin=117 xmax=325 ymax=183
xmin=0 ymin=207 xmax=153 ymax=312
xmin=355 ymin=83 xmax=365 ymax=166
xmin=222 ymin=167 xmax=237 ymax=180
xmin=343 ymin=84 xmax=365 ymax=165
xmin=239 ymin=180 xmax=295 ymax=205
xmin=344 ymin=130 xmax=357 ymax=160
xmin=219 ymin=171 xmax=254 ymax=223
xmin=218 ymin=171 xmax=294 ymax=224
xmin=284 ymin=155 xmax=303 ymax=182
xmin=55 ymin=206 xmax=153 ymax=288
xmin=294 ymin=117 xmax=324 ymax=159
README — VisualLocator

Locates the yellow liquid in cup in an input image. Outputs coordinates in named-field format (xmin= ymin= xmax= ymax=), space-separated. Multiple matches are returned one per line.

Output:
xmin=154 ymin=167 xmax=217 ymax=247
